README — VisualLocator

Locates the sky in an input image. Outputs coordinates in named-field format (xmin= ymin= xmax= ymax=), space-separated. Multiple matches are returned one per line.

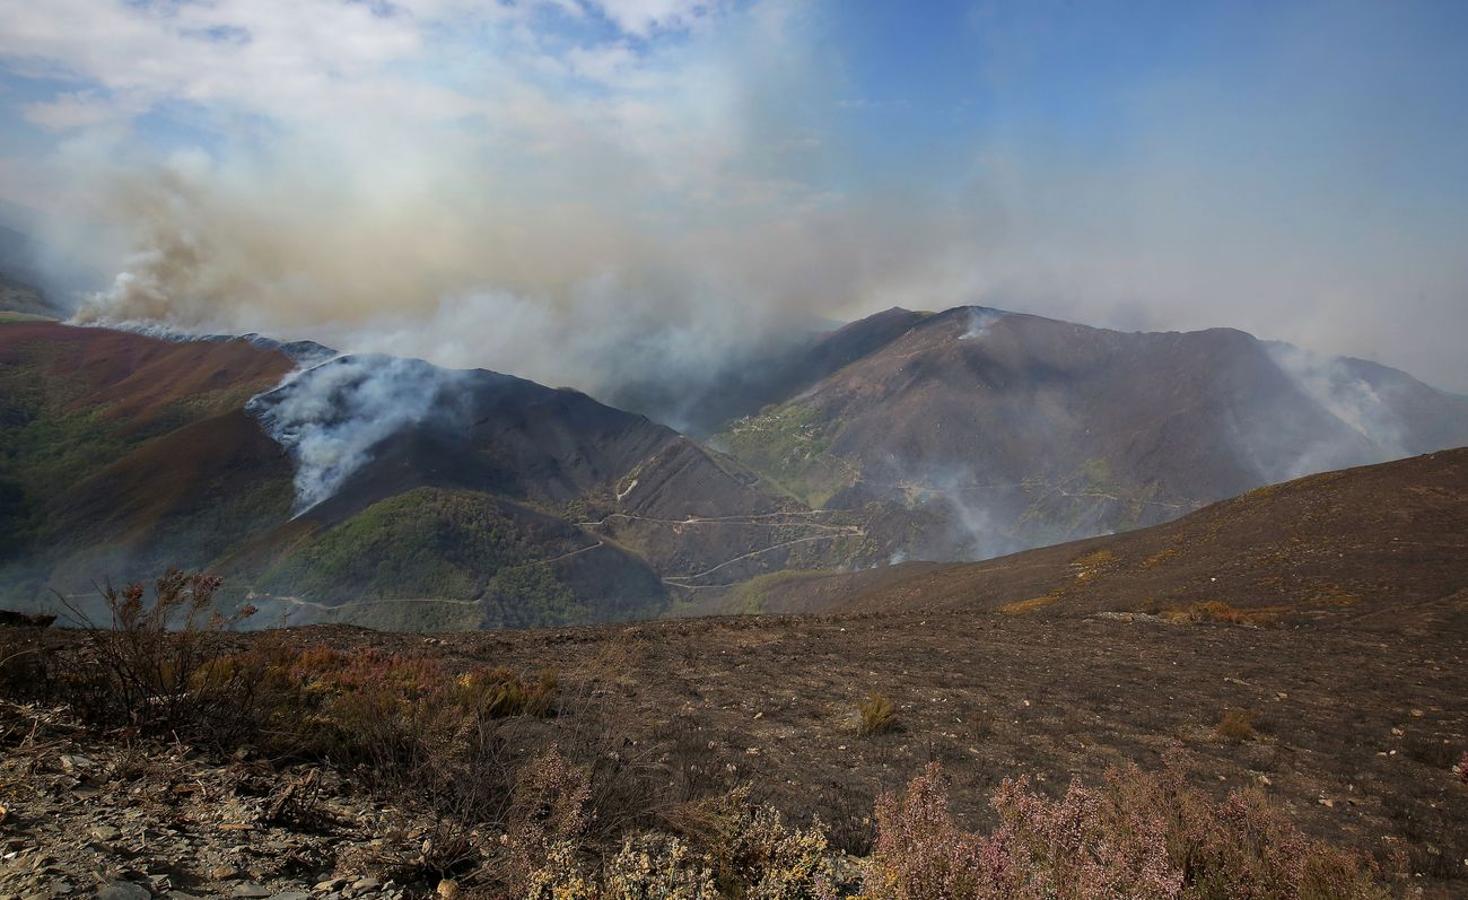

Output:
xmin=0 ymin=0 xmax=1465 ymax=393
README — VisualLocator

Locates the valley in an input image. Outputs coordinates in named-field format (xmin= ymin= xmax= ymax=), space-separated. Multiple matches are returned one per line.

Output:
xmin=3 ymin=309 xmax=1467 ymax=630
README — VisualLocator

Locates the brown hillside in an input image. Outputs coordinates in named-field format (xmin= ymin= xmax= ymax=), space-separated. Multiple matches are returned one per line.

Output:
xmin=749 ymin=448 xmax=1468 ymax=621
xmin=0 ymin=321 xmax=293 ymax=425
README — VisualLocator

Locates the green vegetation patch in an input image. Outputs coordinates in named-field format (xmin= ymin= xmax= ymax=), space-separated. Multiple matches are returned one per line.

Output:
xmin=724 ymin=568 xmax=833 ymax=614
xmin=260 ymin=487 xmax=529 ymax=602
xmin=717 ymin=403 xmax=857 ymax=507
xmin=259 ymin=487 xmax=613 ymax=628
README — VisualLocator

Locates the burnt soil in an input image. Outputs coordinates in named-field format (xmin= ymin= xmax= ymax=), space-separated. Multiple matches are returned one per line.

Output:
xmin=3 ymin=451 xmax=1466 ymax=896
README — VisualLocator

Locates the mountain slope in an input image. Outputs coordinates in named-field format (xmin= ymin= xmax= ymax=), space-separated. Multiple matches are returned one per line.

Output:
xmin=737 ymin=447 xmax=1468 ymax=622
xmin=0 ymin=322 xmax=875 ymax=626
xmin=717 ymin=306 xmax=1468 ymax=558
xmin=0 ymin=224 xmax=60 ymax=319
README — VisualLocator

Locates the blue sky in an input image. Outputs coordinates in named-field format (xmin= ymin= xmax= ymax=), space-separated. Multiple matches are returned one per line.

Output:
xmin=0 ymin=0 xmax=1465 ymax=391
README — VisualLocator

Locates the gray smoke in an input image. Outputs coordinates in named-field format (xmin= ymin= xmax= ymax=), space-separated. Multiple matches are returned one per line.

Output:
xmin=247 ymin=355 xmax=467 ymax=513
xmin=1266 ymin=343 xmax=1407 ymax=466
xmin=958 ymin=307 xmax=1008 ymax=341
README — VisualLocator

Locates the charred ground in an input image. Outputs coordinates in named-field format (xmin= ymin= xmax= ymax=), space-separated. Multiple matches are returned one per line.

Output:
xmin=1 ymin=449 xmax=1465 ymax=896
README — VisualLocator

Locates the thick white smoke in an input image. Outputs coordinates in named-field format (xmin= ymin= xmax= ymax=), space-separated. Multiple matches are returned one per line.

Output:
xmin=7 ymin=0 xmax=1465 ymax=398
xmin=247 ymin=355 xmax=467 ymax=512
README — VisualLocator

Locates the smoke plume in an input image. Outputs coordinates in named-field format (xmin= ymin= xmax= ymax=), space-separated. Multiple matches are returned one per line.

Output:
xmin=247 ymin=355 xmax=467 ymax=512
xmin=3 ymin=0 xmax=1465 ymax=399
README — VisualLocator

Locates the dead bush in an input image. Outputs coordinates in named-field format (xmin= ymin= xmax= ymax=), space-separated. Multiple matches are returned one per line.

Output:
xmin=699 ymin=786 xmax=840 ymax=897
xmin=505 ymin=746 xmax=595 ymax=891
xmin=0 ymin=629 xmax=51 ymax=709
xmin=1215 ymin=708 xmax=1257 ymax=743
xmin=50 ymin=569 xmax=260 ymax=742
xmin=859 ymin=693 xmax=897 ymax=735
xmin=1162 ymin=601 xmax=1283 ymax=628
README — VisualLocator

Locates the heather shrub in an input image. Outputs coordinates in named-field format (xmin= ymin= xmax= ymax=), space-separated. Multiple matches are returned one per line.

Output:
xmin=990 ymin=772 xmax=1182 ymax=898
xmin=858 ymin=693 xmax=897 ymax=735
xmin=866 ymin=762 xmax=1384 ymax=900
xmin=868 ymin=763 xmax=1021 ymax=900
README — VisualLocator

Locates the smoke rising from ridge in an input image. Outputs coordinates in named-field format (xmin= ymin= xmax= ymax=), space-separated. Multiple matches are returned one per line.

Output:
xmin=3 ymin=0 xmax=1466 ymax=396
xmin=248 ymin=355 xmax=468 ymax=512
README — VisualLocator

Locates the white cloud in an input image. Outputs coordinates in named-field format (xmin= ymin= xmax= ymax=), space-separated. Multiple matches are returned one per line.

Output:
xmin=585 ymin=0 xmax=723 ymax=37
xmin=23 ymin=91 xmax=124 ymax=131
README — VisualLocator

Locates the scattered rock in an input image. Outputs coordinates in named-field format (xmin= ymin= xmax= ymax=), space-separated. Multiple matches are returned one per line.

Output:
xmin=96 ymin=884 xmax=150 ymax=900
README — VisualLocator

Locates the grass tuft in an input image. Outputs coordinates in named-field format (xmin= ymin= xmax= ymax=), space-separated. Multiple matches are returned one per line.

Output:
xmin=859 ymin=692 xmax=898 ymax=735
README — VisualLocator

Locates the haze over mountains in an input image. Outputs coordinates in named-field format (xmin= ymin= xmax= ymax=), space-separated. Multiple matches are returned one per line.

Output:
xmin=715 ymin=305 xmax=1468 ymax=558
xmin=2 ymin=298 xmax=1465 ymax=629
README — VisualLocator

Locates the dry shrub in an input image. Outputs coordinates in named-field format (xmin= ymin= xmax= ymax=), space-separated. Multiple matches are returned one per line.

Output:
xmin=11 ymin=569 xmax=569 ymax=882
xmin=999 ymin=594 xmax=1059 ymax=616
xmin=859 ymin=693 xmax=897 ymax=735
xmin=1162 ymin=602 xmax=1282 ymax=628
xmin=866 ymin=764 xmax=1013 ymax=899
xmin=509 ymin=746 xmax=594 ymax=892
xmin=50 ymin=569 xmax=260 ymax=741
xmin=524 ymin=841 xmax=599 ymax=899
xmin=1072 ymin=549 xmax=1116 ymax=570
xmin=867 ymin=762 xmax=1384 ymax=900
xmin=0 ymin=628 xmax=50 ymax=707
xmin=1214 ymin=708 xmax=1257 ymax=743
xmin=699 ymin=786 xmax=839 ymax=898
xmin=524 ymin=786 xmax=845 ymax=897
xmin=603 ymin=833 xmax=718 ymax=898
xmin=1141 ymin=547 xmax=1180 ymax=570
xmin=610 ymin=836 xmax=717 ymax=898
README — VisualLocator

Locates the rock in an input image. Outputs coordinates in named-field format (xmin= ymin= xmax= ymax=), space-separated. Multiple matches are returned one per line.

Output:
xmin=88 ymin=824 xmax=121 ymax=842
xmin=231 ymin=885 xmax=272 ymax=898
xmin=57 ymin=755 xmax=97 ymax=775
xmin=267 ymin=893 xmax=309 ymax=900
xmin=436 ymin=881 xmax=459 ymax=899
xmin=96 ymin=884 xmax=151 ymax=900
xmin=0 ymin=609 xmax=56 ymax=628
xmin=351 ymin=879 xmax=381 ymax=891
xmin=313 ymin=880 xmax=346 ymax=892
